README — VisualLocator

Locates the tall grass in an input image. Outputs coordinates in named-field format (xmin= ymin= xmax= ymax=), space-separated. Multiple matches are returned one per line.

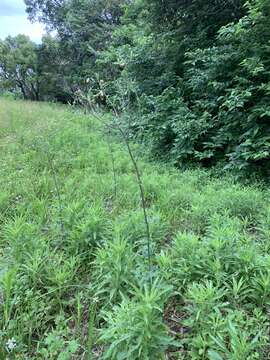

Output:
xmin=0 ymin=98 xmax=270 ymax=359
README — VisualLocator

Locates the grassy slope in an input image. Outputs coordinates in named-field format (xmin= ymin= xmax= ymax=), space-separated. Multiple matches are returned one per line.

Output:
xmin=0 ymin=99 xmax=270 ymax=359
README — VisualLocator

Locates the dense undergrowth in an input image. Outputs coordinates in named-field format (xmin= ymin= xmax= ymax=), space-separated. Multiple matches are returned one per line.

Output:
xmin=1 ymin=99 xmax=270 ymax=359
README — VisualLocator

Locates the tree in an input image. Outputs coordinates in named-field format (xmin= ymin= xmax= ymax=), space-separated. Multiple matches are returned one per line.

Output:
xmin=24 ymin=0 xmax=129 ymax=97
xmin=0 ymin=35 xmax=40 ymax=100
xmin=37 ymin=35 xmax=74 ymax=102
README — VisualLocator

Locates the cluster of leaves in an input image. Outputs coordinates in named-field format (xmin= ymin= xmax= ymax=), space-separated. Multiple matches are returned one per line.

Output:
xmin=1 ymin=99 xmax=270 ymax=358
xmin=102 ymin=0 xmax=270 ymax=173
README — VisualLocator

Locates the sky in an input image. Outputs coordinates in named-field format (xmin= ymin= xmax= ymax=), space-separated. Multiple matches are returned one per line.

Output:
xmin=0 ymin=0 xmax=45 ymax=42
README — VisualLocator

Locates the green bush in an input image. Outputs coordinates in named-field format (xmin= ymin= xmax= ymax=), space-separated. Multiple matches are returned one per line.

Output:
xmin=100 ymin=280 xmax=174 ymax=360
xmin=93 ymin=237 xmax=136 ymax=306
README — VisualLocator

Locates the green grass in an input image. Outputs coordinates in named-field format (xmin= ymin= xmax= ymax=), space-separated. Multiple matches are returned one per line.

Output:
xmin=0 ymin=98 xmax=270 ymax=359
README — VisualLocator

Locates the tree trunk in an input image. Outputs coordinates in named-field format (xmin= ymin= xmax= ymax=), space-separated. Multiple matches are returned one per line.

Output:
xmin=18 ymin=82 xmax=27 ymax=99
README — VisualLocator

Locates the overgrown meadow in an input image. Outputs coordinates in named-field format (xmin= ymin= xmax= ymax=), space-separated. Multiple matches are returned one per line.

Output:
xmin=1 ymin=99 xmax=270 ymax=359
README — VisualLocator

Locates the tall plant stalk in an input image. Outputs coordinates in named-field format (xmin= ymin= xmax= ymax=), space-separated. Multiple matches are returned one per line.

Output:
xmin=115 ymin=124 xmax=152 ymax=281
xmin=74 ymin=89 xmax=152 ymax=284
xmin=97 ymin=110 xmax=152 ymax=284
xmin=108 ymin=88 xmax=153 ymax=283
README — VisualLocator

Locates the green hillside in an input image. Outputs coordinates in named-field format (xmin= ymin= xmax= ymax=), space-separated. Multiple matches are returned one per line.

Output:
xmin=0 ymin=99 xmax=270 ymax=359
